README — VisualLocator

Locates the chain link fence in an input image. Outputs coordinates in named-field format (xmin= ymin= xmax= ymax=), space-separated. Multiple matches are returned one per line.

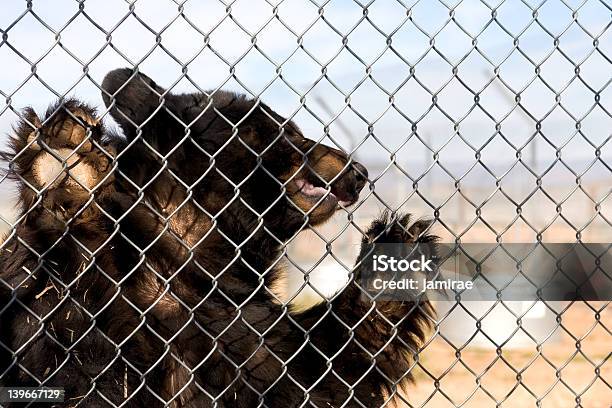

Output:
xmin=0 ymin=0 xmax=610 ymax=407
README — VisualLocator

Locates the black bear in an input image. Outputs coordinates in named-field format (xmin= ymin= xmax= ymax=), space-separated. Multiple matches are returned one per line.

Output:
xmin=0 ymin=69 xmax=435 ymax=407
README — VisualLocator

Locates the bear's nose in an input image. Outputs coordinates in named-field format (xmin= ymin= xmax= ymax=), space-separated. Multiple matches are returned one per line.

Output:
xmin=352 ymin=162 xmax=368 ymax=192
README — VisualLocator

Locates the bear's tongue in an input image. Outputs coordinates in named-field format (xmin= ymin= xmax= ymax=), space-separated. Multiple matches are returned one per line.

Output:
xmin=295 ymin=179 xmax=352 ymax=206
xmin=295 ymin=179 xmax=330 ymax=198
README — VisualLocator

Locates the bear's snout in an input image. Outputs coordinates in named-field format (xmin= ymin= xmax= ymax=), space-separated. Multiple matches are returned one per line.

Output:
xmin=352 ymin=162 xmax=368 ymax=193
xmin=329 ymin=161 xmax=368 ymax=206
xmin=286 ymin=142 xmax=369 ymax=223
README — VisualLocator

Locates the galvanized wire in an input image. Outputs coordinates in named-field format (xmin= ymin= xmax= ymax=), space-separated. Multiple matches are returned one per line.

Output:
xmin=0 ymin=0 xmax=610 ymax=407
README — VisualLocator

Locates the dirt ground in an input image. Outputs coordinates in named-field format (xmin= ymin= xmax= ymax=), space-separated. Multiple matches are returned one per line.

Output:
xmin=406 ymin=302 xmax=611 ymax=408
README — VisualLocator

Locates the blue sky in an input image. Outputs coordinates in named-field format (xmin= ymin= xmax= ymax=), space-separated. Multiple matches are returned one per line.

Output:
xmin=0 ymin=0 xmax=610 ymax=183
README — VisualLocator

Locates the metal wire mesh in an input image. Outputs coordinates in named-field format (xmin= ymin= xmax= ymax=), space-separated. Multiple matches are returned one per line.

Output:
xmin=0 ymin=0 xmax=610 ymax=407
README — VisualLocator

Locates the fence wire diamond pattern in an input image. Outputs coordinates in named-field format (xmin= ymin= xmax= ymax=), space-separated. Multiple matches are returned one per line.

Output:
xmin=0 ymin=0 xmax=610 ymax=407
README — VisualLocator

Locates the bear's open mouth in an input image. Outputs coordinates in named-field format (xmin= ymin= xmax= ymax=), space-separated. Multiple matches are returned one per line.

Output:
xmin=294 ymin=178 xmax=354 ymax=207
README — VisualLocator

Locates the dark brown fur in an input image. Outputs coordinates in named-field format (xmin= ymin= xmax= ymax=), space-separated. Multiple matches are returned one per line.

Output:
xmin=0 ymin=69 xmax=436 ymax=407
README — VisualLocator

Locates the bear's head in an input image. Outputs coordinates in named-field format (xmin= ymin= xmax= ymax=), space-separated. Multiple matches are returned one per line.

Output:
xmin=101 ymin=69 xmax=368 ymax=240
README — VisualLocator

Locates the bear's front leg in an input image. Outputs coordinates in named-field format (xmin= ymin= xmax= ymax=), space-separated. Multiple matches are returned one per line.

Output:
xmin=7 ymin=100 xmax=116 ymax=231
xmin=1 ymin=99 xmax=121 ymax=290
xmin=293 ymin=212 xmax=437 ymax=407
xmin=0 ymin=101 xmax=129 ymax=407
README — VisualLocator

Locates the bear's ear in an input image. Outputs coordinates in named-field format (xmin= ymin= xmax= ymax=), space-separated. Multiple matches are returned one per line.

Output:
xmin=101 ymin=68 xmax=169 ymax=138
